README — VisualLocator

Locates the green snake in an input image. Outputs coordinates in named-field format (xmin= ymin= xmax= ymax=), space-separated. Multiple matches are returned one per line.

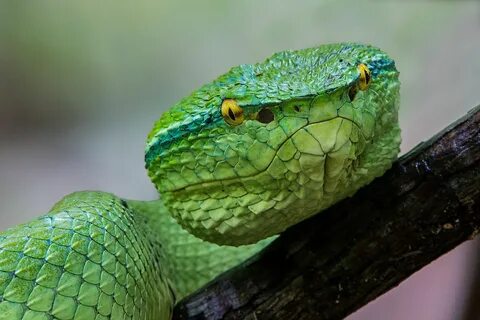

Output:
xmin=0 ymin=43 xmax=400 ymax=319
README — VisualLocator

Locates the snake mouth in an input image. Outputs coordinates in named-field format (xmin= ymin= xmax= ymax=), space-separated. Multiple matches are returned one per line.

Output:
xmin=167 ymin=115 xmax=366 ymax=195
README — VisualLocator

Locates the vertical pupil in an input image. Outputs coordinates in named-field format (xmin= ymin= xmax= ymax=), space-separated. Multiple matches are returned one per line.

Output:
xmin=228 ymin=108 xmax=236 ymax=120
xmin=365 ymin=70 xmax=371 ymax=84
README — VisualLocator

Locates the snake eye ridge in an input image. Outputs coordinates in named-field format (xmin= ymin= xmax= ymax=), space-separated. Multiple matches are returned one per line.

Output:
xmin=358 ymin=63 xmax=371 ymax=90
xmin=221 ymin=99 xmax=244 ymax=126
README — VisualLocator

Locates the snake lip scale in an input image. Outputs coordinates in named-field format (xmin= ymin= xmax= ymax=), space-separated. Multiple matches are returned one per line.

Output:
xmin=0 ymin=43 xmax=400 ymax=319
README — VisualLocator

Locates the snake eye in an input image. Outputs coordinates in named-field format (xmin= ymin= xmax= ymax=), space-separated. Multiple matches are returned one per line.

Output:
xmin=358 ymin=63 xmax=371 ymax=90
xmin=221 ymin=99 xmax=244 ymax=126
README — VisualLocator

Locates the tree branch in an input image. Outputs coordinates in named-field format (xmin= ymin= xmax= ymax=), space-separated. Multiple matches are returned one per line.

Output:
xmin=173 ymin=105 xmax=480 ymax=320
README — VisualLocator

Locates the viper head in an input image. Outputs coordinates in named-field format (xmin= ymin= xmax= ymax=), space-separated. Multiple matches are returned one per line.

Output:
xmin=146 ymin=43 xmax=400 ymax=245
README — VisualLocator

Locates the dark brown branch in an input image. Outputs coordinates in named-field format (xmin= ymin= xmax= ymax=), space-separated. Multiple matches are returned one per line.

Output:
xmin=173 ymin=105 xmax=480 ymax=320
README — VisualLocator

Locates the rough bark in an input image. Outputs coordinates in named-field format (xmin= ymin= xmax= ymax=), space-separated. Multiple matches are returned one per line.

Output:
xmin=173 ymin=105 xmax=480 ymax=320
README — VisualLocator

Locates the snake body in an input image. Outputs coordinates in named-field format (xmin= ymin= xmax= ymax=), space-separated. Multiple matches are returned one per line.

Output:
xmin=0 ymin=43 xmax=400 ymax=319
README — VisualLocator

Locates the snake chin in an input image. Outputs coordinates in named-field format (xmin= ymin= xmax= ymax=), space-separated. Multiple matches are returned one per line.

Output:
xmin=162 ymin=115 xmax=384 ymax=246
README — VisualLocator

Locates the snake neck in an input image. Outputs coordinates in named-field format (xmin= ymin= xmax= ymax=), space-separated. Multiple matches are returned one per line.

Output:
xmin=126 ymin=198 xmax=272 ymax=301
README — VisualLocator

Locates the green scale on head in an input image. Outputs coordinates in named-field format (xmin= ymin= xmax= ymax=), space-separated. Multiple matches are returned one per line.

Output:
xmin=146 ymin=43 xmax=400 ymax=246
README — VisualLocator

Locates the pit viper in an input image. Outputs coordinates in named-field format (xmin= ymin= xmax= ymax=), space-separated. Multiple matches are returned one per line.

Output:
xmin=0 ymin=43 xmax=401 ymax=319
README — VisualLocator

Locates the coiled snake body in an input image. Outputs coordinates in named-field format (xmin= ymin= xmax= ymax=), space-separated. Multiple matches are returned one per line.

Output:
xmin=0 ymin=43 xmax=400 ymax=319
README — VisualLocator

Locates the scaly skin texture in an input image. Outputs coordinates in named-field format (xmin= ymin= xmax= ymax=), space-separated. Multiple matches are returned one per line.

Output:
xmin=146 ymin=43 xmax=400 ymax=245
xmin=0 ymin=43 xmax=400 ymax=319
xmin=0 ymin=192 xmax=174 ymax=320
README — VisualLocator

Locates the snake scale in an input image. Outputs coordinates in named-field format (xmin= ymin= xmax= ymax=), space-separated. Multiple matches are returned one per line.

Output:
xmin=0 ymin=43 xmax=400 ymax=319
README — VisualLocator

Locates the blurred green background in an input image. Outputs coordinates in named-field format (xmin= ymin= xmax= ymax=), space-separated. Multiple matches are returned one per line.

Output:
xmin=0 ymin=1 xmax=479 ymax=319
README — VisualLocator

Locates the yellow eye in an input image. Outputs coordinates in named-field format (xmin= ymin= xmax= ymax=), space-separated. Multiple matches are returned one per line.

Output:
xmin=221 ymin=99 xmax=244 ymax=126
xmin=358 ymin=63 xmax=371 ymax=90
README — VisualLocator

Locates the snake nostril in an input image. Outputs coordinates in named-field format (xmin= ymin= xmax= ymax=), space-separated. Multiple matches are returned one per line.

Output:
xmin=257 ymin=108 xmax=275 ymax=124
xmin=294 ymin=105 xmax=300 ymax=112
